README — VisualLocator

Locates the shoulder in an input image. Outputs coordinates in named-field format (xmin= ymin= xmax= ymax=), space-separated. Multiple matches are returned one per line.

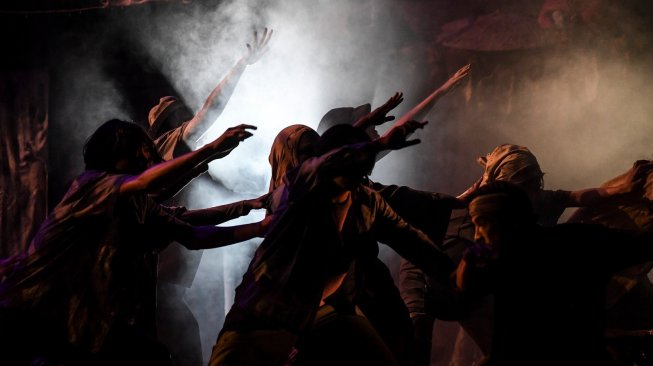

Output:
xmin=65 ymin=171 xmax=131 ymax=200
xmin=154 ymin=121 xmax=192 ymax=160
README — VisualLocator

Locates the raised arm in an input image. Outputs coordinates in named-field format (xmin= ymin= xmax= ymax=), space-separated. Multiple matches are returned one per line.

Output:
xmin=314 ymin=120 xmax=428 ymax=180
xmin=287 ymin=120 xmax=429 ymax=201
xmin=121 ymin=124 xmax=256 ymax=195
xmin=393 ymin=64 xmax=470 ymax=128
xmin=183 ymin=28 xmax=273 ymax=144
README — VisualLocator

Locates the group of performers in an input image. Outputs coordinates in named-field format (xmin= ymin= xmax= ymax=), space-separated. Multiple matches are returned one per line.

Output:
xmin=1 ymin=28 xmax=653 ymax=366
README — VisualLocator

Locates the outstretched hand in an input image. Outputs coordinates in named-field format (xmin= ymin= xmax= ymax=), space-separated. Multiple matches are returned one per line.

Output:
xmin=368 ymin=92 xmax=404 ymax=126
xmin=208 ymin=124 xmax=256 ymax=157
xmin=245 ymin=28 xmax=273 ymax=65
xmin=440 ymin=63 xmax=471 ymax=94
xmin=378 ymin=120 xmax=428 ymax=150
xmin=353 ymin=92 xmax=404 ymax=136
xmin=621 ymin=160 xmax=653 ymax=197
xmin=247 ymin=192 xmax=271 ymax=211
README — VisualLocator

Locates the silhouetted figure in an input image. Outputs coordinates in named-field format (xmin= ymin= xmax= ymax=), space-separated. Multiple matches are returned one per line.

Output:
xmin=147 ymin=29 xmax=272 ymax=366
xmin=209 ymin=120 xmax=454 ymax=366
xmin=0 ymin=120 xmax=267 ymax=366
xmin=455 ymin=181 xmax=653 ymax=365
xmin=402 ymin=143 xmax=653 ymax=362
xmin=316 ymin=64 xmax=470 ymax=366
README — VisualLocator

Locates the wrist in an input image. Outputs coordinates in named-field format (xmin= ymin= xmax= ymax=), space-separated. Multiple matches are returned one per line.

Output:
xmin=369 ymin=138 xmax=386 ymax=152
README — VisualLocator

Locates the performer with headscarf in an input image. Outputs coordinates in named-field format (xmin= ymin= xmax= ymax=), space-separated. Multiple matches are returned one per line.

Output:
xmin=417 ymin=144 xmax=653 ymax=361
xmin=455 ymin=181 xmax=653 ymax=365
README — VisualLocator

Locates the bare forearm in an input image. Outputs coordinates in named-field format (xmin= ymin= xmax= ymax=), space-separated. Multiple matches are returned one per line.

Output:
xmin=180 ymin=222 xmax=263 ymax=250
xmin=150 ymin=163 xmax=208 ymax=202
xmin=121 ymin=145 xmax=214 ymax=194
xmin=179 ymin=201 xmax=251 ymax=225
xmin=352 ymin=114 xmax=372 ymax=129
xmin=184 ymin=59 xmax=248 ymax=143
xmin=401 ymin=87 xmax=447 ymax=124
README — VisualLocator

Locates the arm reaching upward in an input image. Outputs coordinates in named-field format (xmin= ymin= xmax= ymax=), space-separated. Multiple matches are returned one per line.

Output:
xmin=365 ymin=65 xmax=468 ymax=161
xmin=183 ymin=28 xmax=273 ymax=144
xmin=353 ymin=92 xmax=404 ymax=132
xmin=393 ymin=64 xmax=470 ymax=128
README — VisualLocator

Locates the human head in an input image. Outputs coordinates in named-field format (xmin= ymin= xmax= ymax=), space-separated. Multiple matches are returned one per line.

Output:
xmin=317 ymin=103 xmax=376 ymax=138
xmin=465 ymin=181 xmax=536 ymax=250
xmin=478 ymin=144 xmax=544 ymax=193
xmin=268 ymin=124 xmax=320 ymax=192
xmin=84 ymin=119 xmax=162 ymax=174
xmin=317 ymin=124 xmax=374 ymax=192
xmin=148 ymin=96 xmax=194 ymax=139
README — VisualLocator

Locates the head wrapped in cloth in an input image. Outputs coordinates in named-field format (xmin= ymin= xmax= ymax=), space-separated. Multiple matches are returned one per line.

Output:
xmin=268 ymin=124 xmax=320 ymax=192
xmin=467 ymin=181 xmax=536 ymax=226
xmin=148 ymin=96 xmax=186 ymax=138
xmin=478 ymin=144 xmax=544 ymax=191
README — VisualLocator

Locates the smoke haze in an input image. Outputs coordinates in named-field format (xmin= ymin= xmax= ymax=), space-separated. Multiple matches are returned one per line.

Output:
xmin=46 ymin=0 xmax=653 ymax=362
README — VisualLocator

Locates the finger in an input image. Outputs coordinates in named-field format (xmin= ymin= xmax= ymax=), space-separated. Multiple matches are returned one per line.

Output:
xmin=261 ymin=35 xmax=271 ymax=48
xmin=401 ymin=139 xmax=421 ymax=148
xmin=234 ymin=124 xmax=258 ymax=130
xmin=405 ymin=120 xmax=428 ymax=130
xmin=384 ymin=116 xmax=395 ymax=122
xmin=256 ymin=29 xmax=265 ymax=47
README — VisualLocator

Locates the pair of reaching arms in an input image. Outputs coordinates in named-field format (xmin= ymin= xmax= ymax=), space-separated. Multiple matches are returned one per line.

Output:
xmin=118 ymin=112 xmax=436 ymax=250
xmin=129 ymin=49 xmax=471 ymax=250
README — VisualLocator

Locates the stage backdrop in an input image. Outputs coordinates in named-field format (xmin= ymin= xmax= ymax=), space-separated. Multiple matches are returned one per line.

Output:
xmin=0 ymin=69 xmax=49 ymax=257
